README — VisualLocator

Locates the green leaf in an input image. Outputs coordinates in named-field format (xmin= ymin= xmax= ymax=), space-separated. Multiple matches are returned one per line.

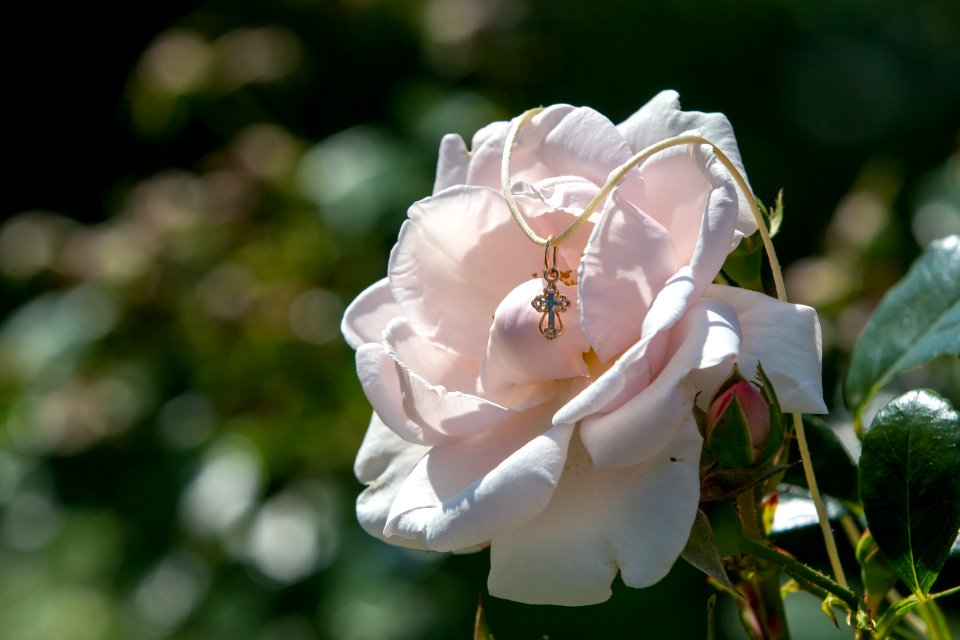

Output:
xmin=721 ymin=193 xmax=783 ymax=293
xmin=843 ymin=235 xmax=960 ymax=421
xmin=720 ymin=246 xmax=763 ymax=292
xmin=681 ymin=509 xmax=741 ymax=597
xmin=783 ymin=416 xmax=858 ymax=504
xmin=859 ymin=390 xmax=960 ymax=597
xmin=765 ymin=189 xmax=784 ymax=238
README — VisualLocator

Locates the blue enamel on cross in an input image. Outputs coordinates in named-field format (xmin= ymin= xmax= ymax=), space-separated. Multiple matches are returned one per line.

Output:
xmin=532 ymin=281 xmax=570 ymax=340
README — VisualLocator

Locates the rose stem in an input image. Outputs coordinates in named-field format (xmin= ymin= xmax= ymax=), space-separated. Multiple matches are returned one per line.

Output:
xmin=740 ymin=537 xmax=859 ymax=611
xmin=738 ymin=489 xmax=792 ymax=640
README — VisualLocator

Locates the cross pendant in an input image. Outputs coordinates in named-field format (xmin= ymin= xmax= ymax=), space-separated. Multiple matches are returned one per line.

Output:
xmin=532 ymin=281 xmax=570 ymax=340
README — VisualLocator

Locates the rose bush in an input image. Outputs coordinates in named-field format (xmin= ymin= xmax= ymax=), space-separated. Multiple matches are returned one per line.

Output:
xmin=341 ymin=90 xmax=826 ymax=605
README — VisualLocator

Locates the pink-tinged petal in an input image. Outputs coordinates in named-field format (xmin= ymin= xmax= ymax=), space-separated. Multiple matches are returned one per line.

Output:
xmin=386 ymin=318 xmax=481 ymax=395
xmin=557 ymin=262 xmax=725 ymax=428
xmin=354 ymin=413 xmax=429 ymax=549
xmin=387 ymin=324 xmax=544 ymax=441
xmin=521 ymin=176 xmax=599 ymax=214
xmin=389 ymin=186 xmax=542 ymax=356
xmin=466 ymin=106 xmax=570 ymax=188
xmin=640 ymin=267 xmax=696 ymax=338
xmin=461 ymin=119 xmax=511 ymax=190
xmin=341 ymin=278 xmax=403 ymax=349
xmin=705 ymin=285 xmax=827 ymax=414
xmin=617 ymin=90 xmax=756 ymax=240
xmin=467 ymin=105 xmax=642 ymax=196
xmin=487 ymin=424 xmax=702 ymax=605
xmin=637 ymin=142 xmax=738 ymax=287
xmin=511 ymin=182 xmax=598 ymax=271
xmin=553 ymin=330 xmax=666 ymax=427
xmin=580 ymin=298 xmax=741 ymax=469
xmin=357 ymin=343 xmax=420 ymax=441
xmin=383 ymin=405 xmax=576 ymax=552
xmin=357 ymin=322 xmax=548 ymax=446
xmin=578 ymin=191 xmax=679 ymax=362
xmin=481 ymin=279 xmax=589 ymax=398
xmin=432 ymin=133 xmax=470 ymax=194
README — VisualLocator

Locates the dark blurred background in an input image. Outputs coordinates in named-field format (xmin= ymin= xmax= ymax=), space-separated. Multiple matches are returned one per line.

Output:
xmin=1 ymin=1 xmax=958 ymax=638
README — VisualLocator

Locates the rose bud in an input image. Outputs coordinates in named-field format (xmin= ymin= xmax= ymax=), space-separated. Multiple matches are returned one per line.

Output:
xmin=705 ymin=377 xmax=773 ymax=468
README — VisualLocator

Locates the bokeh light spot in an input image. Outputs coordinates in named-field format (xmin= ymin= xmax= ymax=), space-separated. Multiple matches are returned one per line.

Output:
xmin=1 ymin=491 xmax=64 ymax=551
xmin=133 ymin=552 xmax=210 ymax=634
xmin=288 ymin=289 xmax=343 ymax=345
xmin=138 ymin=30 xmax=212 ymax=94
xmin=180 ymin=437 xmax=262 ymax=538
xmin=159 ymin=393 xmax=217 ymax=449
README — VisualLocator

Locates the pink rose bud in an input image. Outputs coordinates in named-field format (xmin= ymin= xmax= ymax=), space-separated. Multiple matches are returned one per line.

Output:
xmin=705 ymin=380 xmax=772 ymax=467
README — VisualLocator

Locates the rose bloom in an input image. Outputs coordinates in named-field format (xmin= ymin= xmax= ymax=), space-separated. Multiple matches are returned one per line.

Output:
xmin=341 ymin=91 xmax=826 ymax=605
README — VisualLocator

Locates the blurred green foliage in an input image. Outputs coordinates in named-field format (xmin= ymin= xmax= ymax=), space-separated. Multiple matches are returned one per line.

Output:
xmin=1 ymin=0 xmax=958 ymax=638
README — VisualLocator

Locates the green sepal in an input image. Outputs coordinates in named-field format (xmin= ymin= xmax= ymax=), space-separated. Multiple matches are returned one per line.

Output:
xmin=753 ymin=363 xmax=785 ymax=465
xmin=681 ymin=509 xmax=742 ymax=598
xmin=708 ymin=394 xmax=757 ymax=468
xmin=700 ymin=465 xmax=793 ymax=503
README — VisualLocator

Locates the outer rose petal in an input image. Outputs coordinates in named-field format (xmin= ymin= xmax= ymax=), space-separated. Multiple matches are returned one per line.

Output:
xmin=636 ymin=143 xmax=739 ymax=300
xmin=578 ymin=190 xmax=679 ymax=362
xmin=617 ymin=90 xmax=756 ymax=241
xmin=467 ymin=105 xmax=642 ymax=198
xmin=433 ymin=133 xmax=470 ymax=194
xmin=389 ymin=186 xmax=542 ymax=356
xmin=383 ymin=402 xmax=576 ymax=552
xmin=386 ymin=318 xmax=481 ymax=394
xmin=354 ymin=413 xmax=429 ymax=548
xmin=705 ymin=284 xmax=827 ymax=414
xmin=356 ymin=323 xmax=545 ymax=446
xmin=487 ymin=423 xmax=702 ymax=605
xmin=461 ymin=119 xmax=511 ymax=190
xmin=579 ymin=298 xmax=741 ymax=469
xmin=341 ymin=278 xmax=402 ymax=349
